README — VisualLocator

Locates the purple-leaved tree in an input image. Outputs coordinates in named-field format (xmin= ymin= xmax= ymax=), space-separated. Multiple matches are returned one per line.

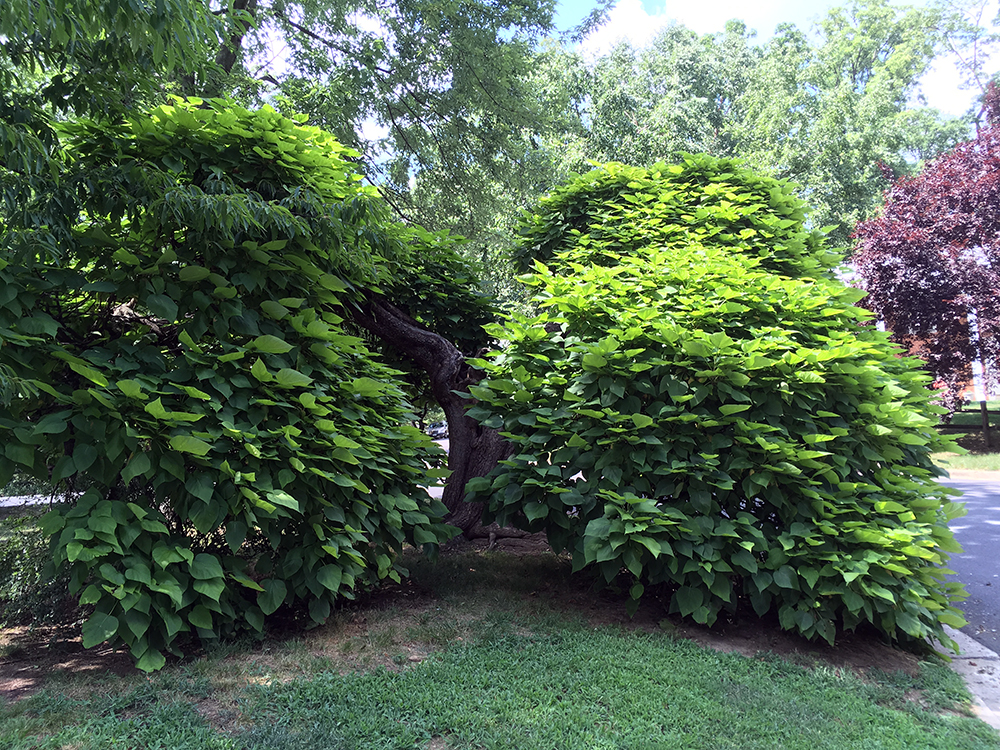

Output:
xmin=854 ymin=84 xmax=1000 ymax=415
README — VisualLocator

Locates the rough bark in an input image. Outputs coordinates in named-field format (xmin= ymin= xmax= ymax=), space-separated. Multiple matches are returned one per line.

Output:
xmin=216 ymin=0 xmax=259 ymax=75
xmin=349 ymin=294 xmax=512 ymax=535
xmin=177 ymin=0 xmax=258 ymax=97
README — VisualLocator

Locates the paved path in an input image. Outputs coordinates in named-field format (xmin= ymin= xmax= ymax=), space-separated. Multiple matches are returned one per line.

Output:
xmin=945 ymin=625 xmax=1000 ymax=730
xmin=941 ymin=473 xmax=1000 ymax=653
xmin=933 ymin=471 xmax=1000 ymax=730
xmin=0 ymin=495 xmax=51 ymax=508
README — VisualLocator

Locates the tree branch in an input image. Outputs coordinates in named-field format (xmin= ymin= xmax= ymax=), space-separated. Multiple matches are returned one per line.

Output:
xmin=216 ymin=0 xmax=259 ymax=75
xmin=272 ymin=10 xmax=394 ymax=76
xmin=348 ymin=293 xmax=510 ymax=534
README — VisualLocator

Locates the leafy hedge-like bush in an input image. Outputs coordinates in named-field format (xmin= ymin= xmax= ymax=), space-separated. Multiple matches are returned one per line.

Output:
xmin=468 ymin=158 xmax=967 ymax=649
xmin=0 ymin=99 xmax=455 ymax=670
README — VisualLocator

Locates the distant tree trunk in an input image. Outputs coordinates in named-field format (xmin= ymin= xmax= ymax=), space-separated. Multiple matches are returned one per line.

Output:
xmin=179 ymin=0 xmax=258 ymax=98
xmin=350 ymin=294 xmax=512 ymax=535
xmin=216 ymin=0 xmax=259 ymax=75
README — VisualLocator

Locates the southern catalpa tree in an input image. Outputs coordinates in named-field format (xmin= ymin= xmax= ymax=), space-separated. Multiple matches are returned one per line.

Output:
xmin=0 ymin=100 xmax=465 ymax=671
xmin=469 ymin=157 xmax=967 ymax=651
xmin=853 ymin=85 xmax=1000 ymax=414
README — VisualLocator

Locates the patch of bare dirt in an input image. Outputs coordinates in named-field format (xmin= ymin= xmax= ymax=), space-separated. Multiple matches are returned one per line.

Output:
xmin=950 ymin=430 xmax=995 ymax=454
xmin=192 ymin=697 xmax=242 ymax=733
xmin=0 ymin=626 xmax=133 ymax=702
xmin=677 ymin=615 xmax=923 ymax=677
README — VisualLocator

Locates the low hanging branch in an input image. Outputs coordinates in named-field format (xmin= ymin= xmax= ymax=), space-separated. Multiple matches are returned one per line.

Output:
xmin=348 ymin=293 xmax=516 ymax=537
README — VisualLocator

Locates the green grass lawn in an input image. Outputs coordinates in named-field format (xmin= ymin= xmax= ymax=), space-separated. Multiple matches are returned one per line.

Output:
xmin=933 ymin=420 xmax=1000 ymax=471
xmin=1 ymin=550 xmax=997 ymax=750
xmin=933 ymin=449 xmax=1000 ymax=472
xmin=931 ymin=403 xmax=1000 ymax=470
xmin=944 ymin=401 xmax=1000 ymax=429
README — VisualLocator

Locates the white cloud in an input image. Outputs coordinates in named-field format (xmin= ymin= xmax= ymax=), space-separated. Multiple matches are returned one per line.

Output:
xmin=578 ymin=0 xmax=825 ymax=59
xmin=579 ymin=0 xmax=672 ymax=58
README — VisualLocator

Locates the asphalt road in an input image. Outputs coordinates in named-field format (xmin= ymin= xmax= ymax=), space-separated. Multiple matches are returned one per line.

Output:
xmin=941 ymin=476 xmax=1000 ymax=652
xmin=0 ymin=494 xmax=55 ymax=508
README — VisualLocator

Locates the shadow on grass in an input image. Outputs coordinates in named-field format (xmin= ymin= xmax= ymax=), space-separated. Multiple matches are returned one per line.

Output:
xmin=2 ymin=549 xmax=998 ymax=749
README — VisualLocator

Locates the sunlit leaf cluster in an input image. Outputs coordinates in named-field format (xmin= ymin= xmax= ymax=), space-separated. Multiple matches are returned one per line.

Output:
xmin=513 ymin=155 xmax=841 ymax=279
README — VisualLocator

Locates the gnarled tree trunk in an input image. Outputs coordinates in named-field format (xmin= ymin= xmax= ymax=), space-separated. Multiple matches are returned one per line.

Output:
xmin=350 ymin=294 xmax=513 ymax=536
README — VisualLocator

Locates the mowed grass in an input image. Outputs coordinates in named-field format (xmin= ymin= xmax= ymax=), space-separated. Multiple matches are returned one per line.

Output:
xmin=1 ymin=551 xmax=997 ymax=750
xmin=933 ymin=449 xmax=1000 ymax=472
xmin=932 ymin=403 xmax=1000 ymax=471
xmin=934 ymin=415 xmax=1000 ymax=471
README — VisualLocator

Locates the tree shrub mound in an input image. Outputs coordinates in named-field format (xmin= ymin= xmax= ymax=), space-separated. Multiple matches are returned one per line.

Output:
xmin=0 ymin=99 xmax=455 ymax=671
xmin=468 ymin=158 xmax=967 ymax=649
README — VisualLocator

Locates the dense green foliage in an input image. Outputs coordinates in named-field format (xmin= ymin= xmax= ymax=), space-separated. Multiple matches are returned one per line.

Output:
xmin=0 ymin=0 xmax=226 ymax=258
xmin=0 ymin=0 xmax=990 ymax=672
xmin=511 ymin=152 xmax=840 ymax=278
xmin=0 ymin=0 xmax=228 ymax=401
xmin=215 ymin=0 xmax=564 ymax=282
xmin=0 ymin=99 xmax=456 ymax=671
xmin=468 ymin=157 xmax=967 ymax=649
xmin=217 ymin=0 xmax=976 ymax=280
